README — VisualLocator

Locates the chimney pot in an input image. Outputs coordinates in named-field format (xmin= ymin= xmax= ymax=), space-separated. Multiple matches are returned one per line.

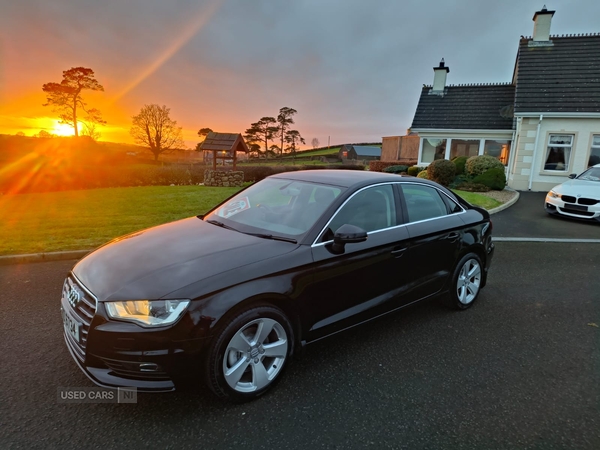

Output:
xmin=532 ymin=6 xmax=555 ymax=42
xmin=432 ymin=58 xmax=450 ymax=93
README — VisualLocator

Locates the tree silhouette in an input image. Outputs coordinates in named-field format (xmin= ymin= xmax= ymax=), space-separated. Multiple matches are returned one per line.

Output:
xmin=275 ymin=107 xmax=297 ymax=156
xmin=245 ymin=117 xmax=277 ymax=159
xmin=42 ymin=67 xmax=105 ymax=137
xmin=285 ymin=129 xmax=305 ymax=163
xmin=130 ymin=104 xmax=184 ymax=161
xmin=311 ymin=137 xmax=320 ymax=149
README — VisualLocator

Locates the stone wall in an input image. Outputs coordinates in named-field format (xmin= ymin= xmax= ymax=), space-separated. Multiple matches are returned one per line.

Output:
xmin=204 ymin=170 xmax=244 ymax=187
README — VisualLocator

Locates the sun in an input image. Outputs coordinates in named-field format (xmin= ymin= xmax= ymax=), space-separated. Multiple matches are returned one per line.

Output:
xmin=52 ymin=122 xmax=75 ymax=136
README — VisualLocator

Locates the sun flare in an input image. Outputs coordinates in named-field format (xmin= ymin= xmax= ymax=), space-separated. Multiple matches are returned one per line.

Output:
xmin=52 ymin=122 xmax=75 ymax=136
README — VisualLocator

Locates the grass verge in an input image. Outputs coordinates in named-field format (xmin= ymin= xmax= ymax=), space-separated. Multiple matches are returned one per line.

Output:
xmin=0 ymin=186 xmax=240 ymax=255
xmin=0 ymin=185 xmax=504 ymax=256
xmin=452 ymin=190 xmax=502 ymax=210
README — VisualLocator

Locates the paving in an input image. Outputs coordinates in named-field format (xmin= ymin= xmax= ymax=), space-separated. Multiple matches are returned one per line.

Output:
xmin=1 ymin=243 xmax=599 ymax=449
xmin=491 ymin=191 xmax=599 ymax=239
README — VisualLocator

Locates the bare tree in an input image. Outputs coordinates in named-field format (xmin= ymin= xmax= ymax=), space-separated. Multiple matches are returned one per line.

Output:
xmin=130 ymin=104 xmax=184 ymax=161
xmin=42 ymin=67 xmax=106 ymax=137
xmin=311 ymin=137 xmax=320 ymax=149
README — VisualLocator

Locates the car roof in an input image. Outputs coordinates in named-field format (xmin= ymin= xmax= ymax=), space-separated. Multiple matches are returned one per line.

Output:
xmin=270 ymin=169 xmax=441 ymax=189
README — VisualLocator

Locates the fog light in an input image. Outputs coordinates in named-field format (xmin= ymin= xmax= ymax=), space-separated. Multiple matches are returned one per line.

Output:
xmin=139 ymin=363 xmax=160 ymax=372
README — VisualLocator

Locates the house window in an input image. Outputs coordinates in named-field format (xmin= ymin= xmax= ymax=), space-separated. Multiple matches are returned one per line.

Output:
xmin=450 ymin=140 xmax=479 ymax=160
xmin=484 ymin=140 xmax=511 ymax=166
xmin=544 ymin=134 xmax=573 ymax=171
xmin=590 ymin=135 xmax=600 ymax=167
xmin=421 ymin=138 xmax=447 ymax=163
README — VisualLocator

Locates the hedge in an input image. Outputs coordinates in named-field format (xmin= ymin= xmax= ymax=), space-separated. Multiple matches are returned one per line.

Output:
xmin=473 ymin=168 xmax=507 ymax=190
xmin=0 ymin=163 xmax=368 ymax=194
xmin=383 ymin=165 xmax=409 ymax=174
xmin=369 ymin=160 xmax=418 ymax=172
xmin=452 ymin=156 xmax=469 ymax=175
xmin=465 ymin=155 xmax=505 ymax=177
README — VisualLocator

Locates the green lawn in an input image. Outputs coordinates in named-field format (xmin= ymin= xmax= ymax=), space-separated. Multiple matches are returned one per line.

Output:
xmin=0 ymin=186 xmax=240 ymax=255
xmin=0 ymin=185 xmax=504 ymax=256
xmin=453 ymin=190 xmax=502 ymax=210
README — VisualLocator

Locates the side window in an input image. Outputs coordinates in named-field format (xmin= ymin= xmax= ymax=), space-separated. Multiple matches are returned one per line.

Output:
xmin=439 ymin=192 xmax=463 ymax=214
xmin=323 ymin=184 xmax=397 ymax=240
xmin=402 ymin=185 xmax=449 ymax=223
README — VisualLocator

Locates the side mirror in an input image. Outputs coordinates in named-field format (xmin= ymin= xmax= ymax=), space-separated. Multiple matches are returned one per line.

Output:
xmin=328 ymin=224 xmax=367 ymax=254
xmin=568 ymin=173 xmax=577 ymax=179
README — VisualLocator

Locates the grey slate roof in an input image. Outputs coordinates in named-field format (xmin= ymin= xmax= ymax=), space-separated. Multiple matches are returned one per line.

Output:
xmin=352 ymin=146 xmax=381 ymax=157
xmin=411 ymin=84 xmax=515 ymax=130
xmin=514 ymin=35 xmax=600 ymax=113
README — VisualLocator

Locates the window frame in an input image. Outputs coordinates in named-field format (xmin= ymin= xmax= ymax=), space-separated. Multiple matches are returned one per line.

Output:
xmin=587 ymin=134 xmax=600 ymax=168
xmin=542 ymin=133 xmax=575 ymax=173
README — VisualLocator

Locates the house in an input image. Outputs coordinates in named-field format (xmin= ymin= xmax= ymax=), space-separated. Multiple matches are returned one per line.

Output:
xmin=409 ymin=7 xmax=600 ymax=191
xmin=339 ymin=145 xmax=381 ymax=161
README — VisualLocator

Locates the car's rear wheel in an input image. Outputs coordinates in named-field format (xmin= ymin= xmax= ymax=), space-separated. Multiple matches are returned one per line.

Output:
xmin=206 ymin=305 xmax=293 ymax=402
xmin=449 ymin=253 xmax=483 ymax=310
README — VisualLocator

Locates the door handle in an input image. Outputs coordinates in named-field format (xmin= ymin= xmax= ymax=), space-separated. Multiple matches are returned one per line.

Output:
xmin=391 ymin=247 xmax=407 ymax=257
xmin=444 ymin=232 xmax=460 ymax=242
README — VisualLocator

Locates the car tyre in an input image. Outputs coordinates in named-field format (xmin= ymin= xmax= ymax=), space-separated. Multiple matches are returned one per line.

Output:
xmin=448 ymin=253 xmax=483 ymax=310
xmin=205 ymin=305 xmax=294 ymax=402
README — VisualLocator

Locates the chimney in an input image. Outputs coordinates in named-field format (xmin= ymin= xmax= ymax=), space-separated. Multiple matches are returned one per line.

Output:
xmin=432 ymin=59 xmax=449 ymax=93
xmin=532 ymin=5 xmax=555 ymax=42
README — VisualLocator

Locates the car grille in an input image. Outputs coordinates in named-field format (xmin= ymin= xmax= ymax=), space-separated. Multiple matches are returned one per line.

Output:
xmin=561 ymin=195 xmax=599 ymax=206
xmin=559 ymin=207 xmax=595 ymax=217
xmin=63 ymin=275 xmax=97 ymax=362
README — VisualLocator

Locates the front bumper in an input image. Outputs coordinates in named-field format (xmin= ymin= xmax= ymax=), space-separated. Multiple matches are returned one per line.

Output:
xmin=61 ymin=276 xmax=210 ymax=392
xmin=545 ymin=194 xmax=600 ymax=221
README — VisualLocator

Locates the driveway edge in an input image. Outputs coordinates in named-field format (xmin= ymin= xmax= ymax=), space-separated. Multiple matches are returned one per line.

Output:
xmin=0 ymin=250 xmax=92 ymax=266
xmin=488 ymin=189 xmax=520 ymax=215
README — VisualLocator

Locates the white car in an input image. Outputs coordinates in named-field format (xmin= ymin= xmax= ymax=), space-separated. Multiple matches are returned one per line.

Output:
xmin=545 ymin=164 xmax=600 ymax=222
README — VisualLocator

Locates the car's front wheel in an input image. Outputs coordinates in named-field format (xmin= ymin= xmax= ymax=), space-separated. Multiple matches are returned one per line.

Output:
xmin=206 ymin=305 xmax=293 ymax=402
xmin=449 ymin=253 xmax=483 ymax=310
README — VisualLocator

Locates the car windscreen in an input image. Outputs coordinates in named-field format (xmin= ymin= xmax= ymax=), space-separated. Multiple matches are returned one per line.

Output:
xmin=204 ymin=178 xmax=344 ymax=238
xmin=578 ymin=167 xmax=600 ymax=182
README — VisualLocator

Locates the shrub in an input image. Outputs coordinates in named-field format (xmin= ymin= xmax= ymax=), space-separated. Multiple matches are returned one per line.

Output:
xmin=383 ymin=165 xmax=409 ymax=174
xmin=426 ymin=159 xmax=456 ymax=186
xmin=238 ymin=166 xmax=276 ymax=182
xmin=465 ymin=155 xmax=504 ymax=177
xmin=417 ymin=170 xmax=429 ymax=179
xmin=455 ymin=182 xmax=491 ymax=192
xmin=452 ymin=156 xmax=469 ymax=175
xmin=473 ymin=168 xmax=506 ymax=190
xmin=369 ymin=160 xmax=418 ymax=172
xmin=407 ymin=166 xmax=425 ymax=176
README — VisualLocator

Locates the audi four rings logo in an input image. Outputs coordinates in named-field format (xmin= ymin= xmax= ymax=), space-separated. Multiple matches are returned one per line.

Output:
xmin=67 ymin=285 xmax=80 ymax=308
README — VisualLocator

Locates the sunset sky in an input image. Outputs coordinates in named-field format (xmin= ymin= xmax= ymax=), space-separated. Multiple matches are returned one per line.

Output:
xmin=1 ymin=0 xmax=599 ymax=149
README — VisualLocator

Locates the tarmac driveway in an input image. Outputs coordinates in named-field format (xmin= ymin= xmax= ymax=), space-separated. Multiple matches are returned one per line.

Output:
xmin=492 ymin=191 xmax=600 ymax=240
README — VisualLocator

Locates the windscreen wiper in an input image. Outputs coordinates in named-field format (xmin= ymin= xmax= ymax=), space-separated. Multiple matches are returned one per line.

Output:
xmin=242 ymin=232 xmax=297 ymax=243
xmin=207 ymin=220 xmax=296 ymax=243
xmin=206 ymin=219 xmax=239 ymax=232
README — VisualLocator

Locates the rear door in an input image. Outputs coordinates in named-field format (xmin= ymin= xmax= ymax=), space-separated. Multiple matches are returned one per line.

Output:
xmin=398 ymin=183 xmax=465 ymax=300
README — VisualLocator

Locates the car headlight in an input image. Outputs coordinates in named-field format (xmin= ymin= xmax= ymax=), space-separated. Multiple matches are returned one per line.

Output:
xmin=548 ymin=190 xmax=561 ymax=199
xmin=105 ymin=299 xmax=190 ymax=327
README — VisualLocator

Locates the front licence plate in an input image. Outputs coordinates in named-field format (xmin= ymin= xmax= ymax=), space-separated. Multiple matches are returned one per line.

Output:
xmin=61 ymin=307 xmax=81 ymax=343
xmin=564 ymin=203 xmax=588 ymax=212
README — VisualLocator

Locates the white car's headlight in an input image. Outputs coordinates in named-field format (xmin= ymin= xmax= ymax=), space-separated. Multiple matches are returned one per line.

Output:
xmin=548 ymin=190 xmax=561 ymax=199
xmin=105 ymin=299 xmax=190 ymax=327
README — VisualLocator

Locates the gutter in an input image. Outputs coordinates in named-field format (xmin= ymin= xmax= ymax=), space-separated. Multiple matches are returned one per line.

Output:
xmin=528 ymin=114 xmax=543 ymax=191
